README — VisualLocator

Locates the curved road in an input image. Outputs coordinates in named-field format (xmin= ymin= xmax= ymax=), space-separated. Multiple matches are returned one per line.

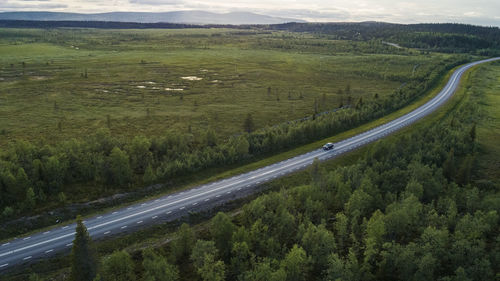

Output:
xmin=1 ymin=57 xmax=499 ymax=271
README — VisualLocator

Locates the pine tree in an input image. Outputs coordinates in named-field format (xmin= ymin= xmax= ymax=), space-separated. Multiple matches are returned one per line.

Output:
xmin=70 ymin=216 xmax=97 ymax=281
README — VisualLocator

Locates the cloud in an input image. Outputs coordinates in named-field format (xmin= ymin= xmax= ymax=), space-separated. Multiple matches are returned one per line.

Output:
xmin=129 ymin=0 xmax=184 ymax=5
xmin=0 ymin=1 xmax=67 ymax=10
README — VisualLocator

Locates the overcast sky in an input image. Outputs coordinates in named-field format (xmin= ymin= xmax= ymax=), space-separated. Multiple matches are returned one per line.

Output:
xmin=1 ymin=0 xmax=500 ymax=27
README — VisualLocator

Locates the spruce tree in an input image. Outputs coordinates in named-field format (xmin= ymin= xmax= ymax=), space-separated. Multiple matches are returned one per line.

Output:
xmin=70 ymin=216 xmax=97 ymax=281
xmin=243 ymin=113 xmax=255 ymax=133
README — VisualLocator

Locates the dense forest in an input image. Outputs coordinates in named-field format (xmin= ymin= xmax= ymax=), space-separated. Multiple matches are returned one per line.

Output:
xmin=0 ymin=56 xmax=466 ymax=225
xmin=1 ymin=20 xmax=499 ymax=55
xmin=270 ymin=22 xmax=500 ymax=55
xmin=59 ymin=62 xmax=500 ymax=281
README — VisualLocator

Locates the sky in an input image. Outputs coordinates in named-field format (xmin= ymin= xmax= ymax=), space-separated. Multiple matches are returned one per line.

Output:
xmin=1 ymin=0 xmax=500 ymax=27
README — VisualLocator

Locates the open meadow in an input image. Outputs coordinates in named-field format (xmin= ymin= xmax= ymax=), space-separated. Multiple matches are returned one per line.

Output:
xmin=0 ymin=28 xmax=454 ymax=144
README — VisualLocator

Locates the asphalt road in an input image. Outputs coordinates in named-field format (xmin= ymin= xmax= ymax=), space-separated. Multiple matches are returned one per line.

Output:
xmin=1 ymin=57 xmax=499 ymax=272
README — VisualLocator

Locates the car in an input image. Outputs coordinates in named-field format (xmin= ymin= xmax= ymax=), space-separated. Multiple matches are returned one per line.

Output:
xmin=323 ymin=142 xmax=334 ymax=150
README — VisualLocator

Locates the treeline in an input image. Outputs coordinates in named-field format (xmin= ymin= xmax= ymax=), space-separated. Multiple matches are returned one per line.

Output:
xmin=269 ymin=22 xmax=500 ymax=55
xmin=0 ymin=57 xmax=466 ymax=219
xmin=61 ymin=60 xmax=498 ymax=281
xmin=0 ymin=20 xmax=206 ymax=29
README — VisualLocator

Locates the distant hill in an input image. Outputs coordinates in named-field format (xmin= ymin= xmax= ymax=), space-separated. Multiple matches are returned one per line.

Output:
xmin=0 ymin=11 xmax=304 ymax=25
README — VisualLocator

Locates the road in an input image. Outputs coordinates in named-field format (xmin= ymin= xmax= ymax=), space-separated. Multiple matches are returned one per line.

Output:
xmin=0 ymin=57 xmax=498 ymax=271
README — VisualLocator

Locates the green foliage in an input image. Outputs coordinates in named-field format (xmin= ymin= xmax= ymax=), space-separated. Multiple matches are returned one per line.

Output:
xmin=143 ymin=164 xmax=156 ymax=185
xmin=190 ymin=240 xmax=225 ymax=281
xmin=210 ymin=212 xmax=236 ymax=260
xmin=280 ymin=245 xmax=310 ymax=281
xmin=99 ymin=250 xmax=135 ymax=281
xmin=29 ymin=273 xmax=42 ymax=281
xmin=230 ymin=242 xmax=253 ymax=278
xmin=128 ymin=136 xmax=153 ymax=174
xmin=197 ymin=255 xmax=226 ymax=281
xmin=107 ymin=147 xmax=132 ymax=186
xmin=24 ymin=187 xmax=36 ymax=210
xmin=190 ymin=240 xmax=218 ymax=269
xmin=70 ymin=216 xmax=97 ymax=281
xmin=142 ymin=249 xmax=179 ymax=281
xmin=299 ymin=223 xmax=335 ymax=275
xmin=170 ymin=223 xmax=196 ymax=263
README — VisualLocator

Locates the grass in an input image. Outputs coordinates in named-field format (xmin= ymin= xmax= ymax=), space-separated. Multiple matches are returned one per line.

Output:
xmin=0 ymin=28 xmax=453 ymax=145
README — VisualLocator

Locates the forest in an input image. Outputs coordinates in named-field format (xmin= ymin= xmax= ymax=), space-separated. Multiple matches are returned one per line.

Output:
xmin=270 ymin=22 xmax=500 ymax=55
xmin=2 ymin=20 xmax=499 ymax=55
xmin=43 ymin=62 xmax=500 ymax=281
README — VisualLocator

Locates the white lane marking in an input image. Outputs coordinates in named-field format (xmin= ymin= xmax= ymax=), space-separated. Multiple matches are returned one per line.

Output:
xmin=141 ymin=203 xmax=146 ymax=206
xmin=204 ymin=199 xmax=210 ymax=202
xmin=127 ymin=207 xmax=132 ymax=210
xmin=246 ymin=185 xmax=251 ymax=187
xmin=154 ymin=199 xmax=159 ymax=202
xmin=112 ymin=212 xmax=118 ymax=214
xmin=45 ymin=249 xmax=53 ymax=253
xmin=168 ymin=195 xmax=172 ymax=198
xmin=137 ymin=221 xmax=143 ymax=224
xmin=179 ymin=207 xmax=185 ymax=210
xmin=193 ymin=202 xmax=198 ymax=206
xmin=216 ymin=195 xmax=221 ymax=198
xmin=66 ymin=243 xmax=72 ymax=247
xmin=256 ymin=181 xmax=260 ymax=184
xmin=97 ymin=216 xmax=103 ymax=219
xmin=166 ymin=211 xmax=172 ymax=214
xmin=237 ymin=188 xmax=242 ymax=191
xmin=23 ymin=237 xmax=31 ymax=240
xmin=43 ymin=231 xmax=50 ymax=235
xmin=226 ymin=191 xmax=231 ymax=194
xmin=121 ymin=226 xmax=127 ymax=229
xmin=104 ymin=231 xmax=110 ymax=235
xmin=2 ymin=243 xmax=10 ymax=246
xmin=0 ymin=264 xmax=8 ymax=268
xmin=152 ymin=216 xmax=158 ymax=219
xmin=23 ymin=256 xmax=31 ymax=260
xmin=62 ymin=226 xmax=69 ymax=229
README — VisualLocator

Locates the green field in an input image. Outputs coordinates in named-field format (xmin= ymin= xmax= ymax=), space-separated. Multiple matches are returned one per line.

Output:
xmin=0 ymin=28 xmax=453 ymax=144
